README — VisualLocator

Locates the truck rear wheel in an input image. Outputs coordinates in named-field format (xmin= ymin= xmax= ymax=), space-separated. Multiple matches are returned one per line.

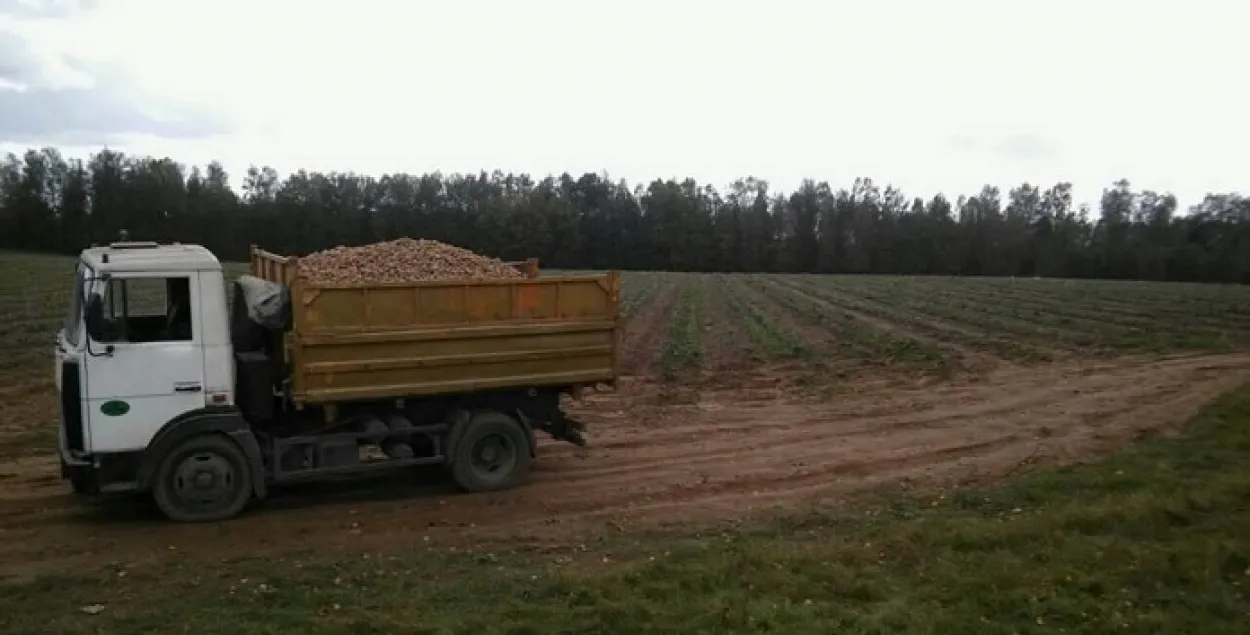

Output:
xmin=152 ymin=434 xmax=253 ymax=522
xmin=450 ymin=411 xmax=532 ymax=492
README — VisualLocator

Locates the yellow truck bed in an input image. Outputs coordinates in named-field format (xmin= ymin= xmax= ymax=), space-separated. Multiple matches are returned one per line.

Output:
xmin=249 ymin=246 xmax=620 ymax=406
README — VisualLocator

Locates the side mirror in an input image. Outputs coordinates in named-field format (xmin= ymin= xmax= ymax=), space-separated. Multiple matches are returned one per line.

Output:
xmin=85 ymin=294 xmax=107 ymax=343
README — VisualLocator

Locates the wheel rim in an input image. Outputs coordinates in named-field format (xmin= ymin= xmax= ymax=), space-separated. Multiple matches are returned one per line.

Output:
xmin=169 ymin=451 xmax=239 ymax=513
xmin=469 ymin=433 xmax=518 ymax=482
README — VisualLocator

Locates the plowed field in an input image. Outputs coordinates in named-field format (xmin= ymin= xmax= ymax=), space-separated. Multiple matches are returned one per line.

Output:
xmin=4 ymin=252 xmax=1250 ymax=579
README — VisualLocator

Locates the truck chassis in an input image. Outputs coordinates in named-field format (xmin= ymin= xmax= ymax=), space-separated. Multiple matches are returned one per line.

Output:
xmin=67 ymin=387 xmax=589 ymax=523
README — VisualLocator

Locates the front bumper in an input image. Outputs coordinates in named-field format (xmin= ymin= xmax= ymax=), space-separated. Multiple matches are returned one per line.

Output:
xmin=58 ymin=450 xmax=142 ymax=497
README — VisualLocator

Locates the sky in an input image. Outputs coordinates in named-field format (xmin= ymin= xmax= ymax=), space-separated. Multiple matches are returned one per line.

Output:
xmin=0 ymin=0 xmax=1246 ymax=209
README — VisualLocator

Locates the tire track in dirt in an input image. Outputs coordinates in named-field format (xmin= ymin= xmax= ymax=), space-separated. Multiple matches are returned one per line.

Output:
xmin=618 ymin=276 xmax=682 ymax=379
xmin=541 ymin=354 xmax=1213 ymax=487
xmin=576 ymin=352 xmax=1221 ymax=451
xmin=2 ymin=351 xmax=1248 ymax=578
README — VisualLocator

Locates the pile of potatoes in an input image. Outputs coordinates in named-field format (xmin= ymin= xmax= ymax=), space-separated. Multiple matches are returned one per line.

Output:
xmin=298 ymin=238 xmax=525 ymax=285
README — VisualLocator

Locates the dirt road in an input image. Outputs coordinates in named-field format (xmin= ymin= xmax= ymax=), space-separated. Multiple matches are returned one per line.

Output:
xmin=1 ymin=351 xmax=1248 ymax=578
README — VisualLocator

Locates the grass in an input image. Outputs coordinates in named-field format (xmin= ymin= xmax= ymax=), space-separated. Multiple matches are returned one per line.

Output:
xmin=4 ymin=386 xmax=1250 ymax=634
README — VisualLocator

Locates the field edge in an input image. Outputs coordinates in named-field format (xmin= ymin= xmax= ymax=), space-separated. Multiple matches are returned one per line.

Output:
xmin=3 ymin=383 xmax=1249 ymax=634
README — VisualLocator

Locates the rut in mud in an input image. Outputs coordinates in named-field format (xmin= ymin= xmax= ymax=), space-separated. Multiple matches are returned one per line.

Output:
xmin=1 ymin=351 xmax=1248 ymax=578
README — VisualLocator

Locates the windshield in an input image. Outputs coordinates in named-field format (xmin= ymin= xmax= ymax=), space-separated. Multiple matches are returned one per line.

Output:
xmin=63 ymin=263 xmax=87 ymax=346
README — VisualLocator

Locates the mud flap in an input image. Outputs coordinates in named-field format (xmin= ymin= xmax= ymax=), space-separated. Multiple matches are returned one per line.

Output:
xmin=540 ymin=409 xmax=589 ymax=447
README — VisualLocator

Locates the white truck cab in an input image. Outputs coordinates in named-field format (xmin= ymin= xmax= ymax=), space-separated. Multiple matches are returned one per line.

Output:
xmin=56 ymin=240 xmax=255 ymax=517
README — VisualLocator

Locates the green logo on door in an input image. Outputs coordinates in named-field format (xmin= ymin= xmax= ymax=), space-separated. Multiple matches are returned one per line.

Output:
xmin=100 ymin=400 xmax=130 ymax=417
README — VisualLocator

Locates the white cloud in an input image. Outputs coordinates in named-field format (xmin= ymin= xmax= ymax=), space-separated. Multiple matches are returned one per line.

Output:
xmin=2 ymin=0 xmax=1247 ymax=207
xmin=0 ymin=3 xmax=229 ymax=142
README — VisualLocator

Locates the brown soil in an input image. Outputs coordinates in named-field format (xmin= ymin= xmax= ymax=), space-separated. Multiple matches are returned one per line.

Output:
xmin=0 ymin=371 xmax=55 ymax=460
xmin=1 ymin=351 xmax=1247 ymax=579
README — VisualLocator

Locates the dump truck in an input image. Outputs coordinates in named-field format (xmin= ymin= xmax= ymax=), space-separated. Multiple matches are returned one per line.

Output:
xmin=55 ymin=240 xmax=620 ymax=522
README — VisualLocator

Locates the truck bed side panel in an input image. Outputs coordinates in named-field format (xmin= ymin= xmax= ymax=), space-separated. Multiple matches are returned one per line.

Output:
xmin=287 ymin=275 xmax=620 ymax=404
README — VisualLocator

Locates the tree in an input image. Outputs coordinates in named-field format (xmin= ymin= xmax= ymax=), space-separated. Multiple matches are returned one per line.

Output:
xmin=0 ymin=144 xmax=1245 ymax=283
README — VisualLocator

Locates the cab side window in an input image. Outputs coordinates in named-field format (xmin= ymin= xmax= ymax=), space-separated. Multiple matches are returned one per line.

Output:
xmin=99 ymin=277 xmax=194 ymax=343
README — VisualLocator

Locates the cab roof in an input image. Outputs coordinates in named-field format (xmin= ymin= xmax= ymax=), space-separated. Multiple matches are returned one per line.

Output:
xmin=81 ymin=242 xmax=221 ymax=273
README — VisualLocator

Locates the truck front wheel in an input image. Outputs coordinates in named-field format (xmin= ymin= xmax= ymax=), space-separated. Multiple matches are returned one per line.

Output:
xmin=152 ymin=434 xmax=253 ymax=522
xmin=450 ymin=411 xmax=533 ymax=492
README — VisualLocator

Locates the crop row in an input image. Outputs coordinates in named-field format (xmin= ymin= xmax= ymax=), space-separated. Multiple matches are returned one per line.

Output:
xmin=658 ymin=278 xmax=703 ymax=382
xmin=816 ymin=276 xmax=1243 ymax=353
xmin=712 ymin=275 xmax=806 ymax=360
xmin=627 ymin=271 xmax=1250 ymax=391
xmin=5 ymin=251 xmax=1250 ymax=391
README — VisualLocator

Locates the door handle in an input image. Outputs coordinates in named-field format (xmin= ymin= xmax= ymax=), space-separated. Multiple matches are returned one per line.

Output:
xmin=174 ymin=384 xmax=203 ymax=393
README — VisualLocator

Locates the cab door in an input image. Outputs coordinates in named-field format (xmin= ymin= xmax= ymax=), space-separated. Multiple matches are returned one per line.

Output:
xmin=56 ymin=325 xmax=89 ymax=458
xmin=83 ymin=273 xmax=205 ymax=454
xmin=56 ymin=262 xmax=90 ymax=458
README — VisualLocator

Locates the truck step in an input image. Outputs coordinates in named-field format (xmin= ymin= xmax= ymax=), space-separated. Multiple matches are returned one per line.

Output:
xmin=273 ymin=454 xmax=445 ymax=484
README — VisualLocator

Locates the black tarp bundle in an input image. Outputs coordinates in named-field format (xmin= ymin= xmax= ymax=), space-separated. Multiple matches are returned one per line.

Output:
xmin=229 ymin=275 xmax=291 ymax=351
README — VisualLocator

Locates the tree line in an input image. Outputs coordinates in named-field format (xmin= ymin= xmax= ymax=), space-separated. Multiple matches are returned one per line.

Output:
xmin=1 ymin=147 xmax=1248 ymax=282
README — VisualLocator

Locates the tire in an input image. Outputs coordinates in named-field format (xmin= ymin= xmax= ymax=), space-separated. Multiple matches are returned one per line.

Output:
xmin=68 ymin=473 xmax=93 ymax=495
xmin=152 ymin=434 xmax=253 ymax=522
xmin=450 ymin=411 xmax=533 ymax=493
